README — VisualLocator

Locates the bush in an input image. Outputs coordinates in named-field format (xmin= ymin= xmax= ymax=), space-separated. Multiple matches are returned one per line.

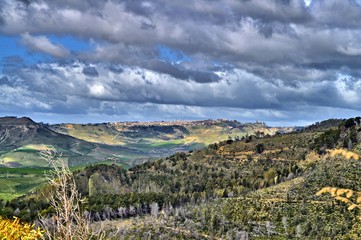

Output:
xmin=0 ymin=216 xmax=44 ymax=239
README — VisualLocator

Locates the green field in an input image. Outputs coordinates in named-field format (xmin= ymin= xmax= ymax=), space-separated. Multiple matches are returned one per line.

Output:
xmin=0 ymin=167 xmax=50 ymax=201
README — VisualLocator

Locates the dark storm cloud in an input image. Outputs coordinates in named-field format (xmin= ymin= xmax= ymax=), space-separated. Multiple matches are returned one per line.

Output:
xmin=1 ymin=0 xmax=361 ymax=124
xmin=187 ymin=70 xmax=221 ymax=83
xmin=303 ymin=56 xmax=361 ymax=71
xmin=145 ymin=61 xmax=221 ymax=83
xmin=108 ymin=65 xmax=123 ymax=74
xmin=0 ymin=15 xmax=4 ymax=26
xmin=0 ymin=76 xmax=10 ymax=85
xmin=147 ymin=61 xmax=188 ymax=80
xmin=15 ymin=0 xmax=31 ymax=6
xmin=82 ymin=67 xmax=99 ymax=77
xmin=123 ymin=0 xmax=155 ymax=17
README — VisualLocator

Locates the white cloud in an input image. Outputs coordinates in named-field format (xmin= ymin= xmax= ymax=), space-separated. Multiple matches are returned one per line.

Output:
xmin=20 ymin=32 xmax=70 ymax=57
xmin=3 ymin=61 xmax=361 ymax=114
xmin=304 ymin=0 xmax=312 ymax=7
xmin=1 ymin=0 xmax=361 ymax=124
xmin=89 ymin=84 xmax=106 ymax=97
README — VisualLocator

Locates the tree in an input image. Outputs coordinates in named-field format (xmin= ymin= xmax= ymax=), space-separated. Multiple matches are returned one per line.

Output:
xmin=255 ymin=144 xmax=265 ymax=154
xmin=39 ymin=147 xmax=105 ymax=240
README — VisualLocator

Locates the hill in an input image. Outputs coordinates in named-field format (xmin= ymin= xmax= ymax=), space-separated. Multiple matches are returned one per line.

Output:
xmin=0 ymin=116 xmax=136 ymax=168
xmin=79 ymin=117 xmax=361 ymax=239
xmin=0 ymin=117 xmax=297 ymax=169
xmin=50 ymin=119 xmax=297 ymax=163
xmin=0 ymin=117 xmax=296 ymax=200
xmin=4 ymin=117 xmax=361 ymax=239
xmin=0 ymin=116 xmax=144 ymax=199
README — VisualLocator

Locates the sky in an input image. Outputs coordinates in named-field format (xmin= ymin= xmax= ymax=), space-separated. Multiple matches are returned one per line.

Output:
xmin=1 ymin=0 xmax=361 ymax=126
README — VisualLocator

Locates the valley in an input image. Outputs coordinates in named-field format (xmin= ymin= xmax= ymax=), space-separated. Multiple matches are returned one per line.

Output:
xmin=0 ymin=116 xmax=294 ymax=200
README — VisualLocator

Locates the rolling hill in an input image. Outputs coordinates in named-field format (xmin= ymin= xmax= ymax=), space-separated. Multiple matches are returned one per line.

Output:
xmin=0 ymin=116 xmax=138 ymax=168
xmin=49 ymin=119 xmax=298 ymax=162
xmin=0 ymin=117 xmax=298 ymax=169
xmin=0 ymin=116 xmax=297 ymax=200
xmin=4 ymin=116 xmax=361 ymax=239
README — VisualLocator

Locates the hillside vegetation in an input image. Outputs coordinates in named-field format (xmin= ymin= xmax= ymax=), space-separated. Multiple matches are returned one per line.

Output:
xmin=2 ymin=117 xmax=361 ymax=239
xmin=0 ymin=117 xmax=294 ymax=200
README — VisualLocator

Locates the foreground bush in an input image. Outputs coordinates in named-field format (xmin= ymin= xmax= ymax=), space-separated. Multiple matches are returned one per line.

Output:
xmin=0 ymin=216 xmax=44 ymax=239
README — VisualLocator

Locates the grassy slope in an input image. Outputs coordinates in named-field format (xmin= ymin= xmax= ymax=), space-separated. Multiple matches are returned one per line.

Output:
xmin=0 ymin=143 xmax=134 ymax=200
xmin=0 ymin=167 xmax=49 ymax=201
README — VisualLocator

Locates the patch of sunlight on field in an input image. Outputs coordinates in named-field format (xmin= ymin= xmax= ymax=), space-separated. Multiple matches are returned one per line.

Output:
xmin=183 ymin=136 xmax=200 ymax=144
xmin=185 ymin=126 xmax=247 ymax=145
xmin=17 ymin=144 xmax=53 ymax=151
xmin=149 ymin=139 xmax=185 ymax=147
xmin=1 ymin=151 xmax=48 ymax=168
xmin=0 ymin=174 xmax=47 ymax=201
xmin=1 ymin=157 xmax=14 ymax=162
xmin=65 ymin=127 xmax=126 ymax=145
xmin=64 ymin=124 xmax=74 ymax=129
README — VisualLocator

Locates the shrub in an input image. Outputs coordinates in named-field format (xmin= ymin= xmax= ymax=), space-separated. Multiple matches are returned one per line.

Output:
xmin=0 ymin=216 xmax=44 ymax=239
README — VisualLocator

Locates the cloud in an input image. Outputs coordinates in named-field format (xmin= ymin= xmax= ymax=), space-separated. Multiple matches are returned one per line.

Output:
xmin=1 ymin=0 xmax=361 ymax=124
xmin=0 ymin=15 xmax=4 ymax=26
xmin=20 ymin=32 xmax=70 ymax=57
xmin=82 ymin=66 xmax=99 ymax=77
xmin=2 ymin=61 xmax=361 ymax=112
xmin=0 ymin=76 xmax=10 ymax=85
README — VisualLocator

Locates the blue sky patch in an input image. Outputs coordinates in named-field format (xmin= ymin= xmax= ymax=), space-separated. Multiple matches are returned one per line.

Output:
xmin=48 ymin=35 xmax=93 ymax=53
xmin=0 ymin=34 xmax=50 ymax=72
xmin=0 ymin=34 xmax=93 ymax=73
xmin=156 ymin=44 xmax=191 ymax=64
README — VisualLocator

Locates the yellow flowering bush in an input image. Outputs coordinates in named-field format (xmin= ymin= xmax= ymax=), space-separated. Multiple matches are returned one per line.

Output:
xmin=316 ymin=150 xmax=361 ymax=220
xmin=327 ymin=148 xmax=360 ymax=160
xmin=0 ymin=216 xmax=44 ymax=239
xmin=316 ymin=187 xmax=361 ymax=219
